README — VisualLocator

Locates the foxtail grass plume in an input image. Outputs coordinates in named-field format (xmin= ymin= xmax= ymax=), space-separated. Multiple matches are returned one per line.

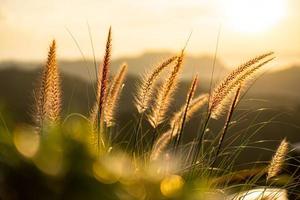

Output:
xmin=151 ymin=94 xmax=208 ymax=161
xmin=209 ymin=53 xmax=274 ymax=119
xmin=214 ymin=52 xmax=273 ymax=95
xmin=173 ymin=76 xmax=198 ymax=151
xmin=33 ymin=40 xmax=61 ymax=130
xmin=135 ymin=56 xmax=177 ymax=113
xmin=170 ymin=94 xmax=208 ymax=129
xmin=104 ymin=63 xmax=128 ymax=127
xmin=151 ymin=84 xmax=209 ymax=161
xmin=267 ymin=138 xmax=289 ymax=181
xmin=150 ymin=130 xmax=172 ymax=160
xmin=148 ymin=52 xmax=184 ymax=128
xmin=90 ymin=27 xmax=112 ymax=125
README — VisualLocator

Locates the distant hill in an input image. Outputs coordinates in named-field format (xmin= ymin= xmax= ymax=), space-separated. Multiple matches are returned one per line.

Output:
xmin=0 ymin=52 xmax=227 ymax=82
xmin=0 ymin=63 xmax=299 ymax=121
xmin=251 ymin=66 xmax=300 ymax=97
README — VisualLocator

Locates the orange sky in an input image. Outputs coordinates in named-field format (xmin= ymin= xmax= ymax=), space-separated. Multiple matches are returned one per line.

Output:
xmin=0 ymin=0 xmax=299 ymax=69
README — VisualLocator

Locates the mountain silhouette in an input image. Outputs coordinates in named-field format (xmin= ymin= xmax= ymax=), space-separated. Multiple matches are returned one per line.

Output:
xmin=0 ymin=52 xmax=227 ymax=82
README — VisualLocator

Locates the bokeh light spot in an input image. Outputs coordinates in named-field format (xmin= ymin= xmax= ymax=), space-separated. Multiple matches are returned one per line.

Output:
xmin=13 ymin=126 xmax=40 ymax=158
xmin=160 ymin=174 xmax=184 ymax=197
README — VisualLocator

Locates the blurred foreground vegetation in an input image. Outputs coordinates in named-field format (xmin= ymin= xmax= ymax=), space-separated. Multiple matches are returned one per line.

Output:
xmin=0 ymin=118 xmax=297 ymax=200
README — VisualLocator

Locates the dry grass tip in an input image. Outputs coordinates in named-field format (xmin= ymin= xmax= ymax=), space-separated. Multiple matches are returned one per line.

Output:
xmin=267 ymin=138 xmax=289 ymax=180
xmin=33 ymin=40 xmax=61 ymax=130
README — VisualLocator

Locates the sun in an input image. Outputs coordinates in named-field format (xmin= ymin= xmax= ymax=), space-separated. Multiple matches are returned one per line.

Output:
xmin=221 ymin=0 xmax=286 ymax=34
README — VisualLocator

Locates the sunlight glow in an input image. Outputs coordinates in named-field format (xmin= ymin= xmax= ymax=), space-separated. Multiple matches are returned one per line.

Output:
xmin=222 ymin=0 xmax=286 ymax=33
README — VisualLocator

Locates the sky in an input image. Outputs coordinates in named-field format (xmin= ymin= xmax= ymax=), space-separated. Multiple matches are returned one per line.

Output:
xmin=0 ymin=0 xmax=300 ymax=68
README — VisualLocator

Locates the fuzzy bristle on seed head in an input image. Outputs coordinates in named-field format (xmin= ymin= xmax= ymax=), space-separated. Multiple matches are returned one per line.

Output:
xmin=170 ymin=75 xmax=198 ymax=133
xmin=152 ymin=92 xmax=208 ymax=161
xmin=220 ymin=52 xmax=273 ymax=88
xmin=210 ymin=54 xmax=274 ymax=119
xmin=150 ymin=130 xmax=172 ymax=161
xmin=148 ymin=51 xmax=184 ymax=128
xmin=33 ymin=40 xmax=61 ymax=130
xmin=90 ymin=27 xmax=112 ymax=126
xmin=135 ymin=55 xmax=177 ymax=113
xmin=267 ymin=138 xmax=289 ymax=181
xmin=170 ymin=93 xmax=208 ymax=128
xmin=104 ymin=63 xmax=127 ymax=127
